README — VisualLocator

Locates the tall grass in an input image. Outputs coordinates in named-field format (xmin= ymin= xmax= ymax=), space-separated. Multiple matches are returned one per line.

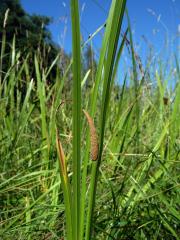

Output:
xmin=0 ymin=0 xmax=180 ymax=239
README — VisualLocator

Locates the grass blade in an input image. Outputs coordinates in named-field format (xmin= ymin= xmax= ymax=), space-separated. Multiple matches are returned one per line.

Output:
xmin=70 ymin=0 xmax=82 ymax=239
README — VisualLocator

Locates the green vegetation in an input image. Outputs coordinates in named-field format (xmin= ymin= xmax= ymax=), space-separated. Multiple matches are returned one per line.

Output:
xmin=0 ymin=0 xmax=180 ymax=239
xmin=0 ymin=0 xmax=70 ymax=83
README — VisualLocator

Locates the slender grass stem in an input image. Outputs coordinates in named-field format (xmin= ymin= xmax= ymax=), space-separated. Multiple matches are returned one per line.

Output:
xmin=70 ymin=1 xmax=81 ymax=239
xmin=85 ymin=1 xmax=127 ymax=239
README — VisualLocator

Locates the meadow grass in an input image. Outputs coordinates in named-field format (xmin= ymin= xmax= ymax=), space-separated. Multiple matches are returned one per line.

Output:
xmin=0 ymin=0 xmax=180 ymax=239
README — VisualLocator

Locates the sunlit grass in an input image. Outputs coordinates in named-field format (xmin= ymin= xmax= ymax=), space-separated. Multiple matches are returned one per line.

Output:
xmin=0 ymin=0 xmax=179 ymax=239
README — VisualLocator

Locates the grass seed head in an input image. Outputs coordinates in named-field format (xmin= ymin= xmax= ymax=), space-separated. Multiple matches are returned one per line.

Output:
xmin=83 ymin=109 xmax=99 ymax=161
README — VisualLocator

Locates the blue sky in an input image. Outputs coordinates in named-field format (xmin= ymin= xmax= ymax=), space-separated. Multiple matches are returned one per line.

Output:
xmin=20 ymin=0 xmax=179 ymax=86
xmin=20 ymin=0 xmax=180 ymax=55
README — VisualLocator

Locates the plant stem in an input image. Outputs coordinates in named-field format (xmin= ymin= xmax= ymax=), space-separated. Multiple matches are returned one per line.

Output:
xmin=70 ymin=1 xmax=81 ymax=239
